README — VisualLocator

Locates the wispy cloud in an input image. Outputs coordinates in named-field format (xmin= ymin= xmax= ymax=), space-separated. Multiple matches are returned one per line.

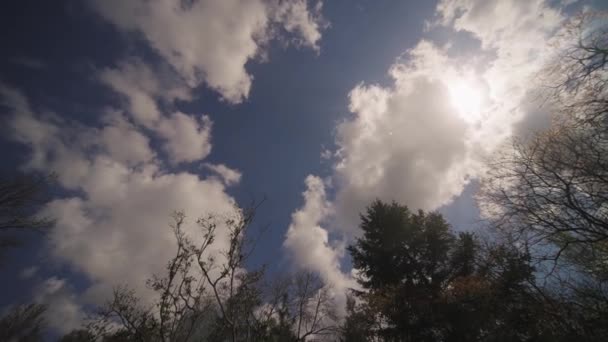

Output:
xmin=8 ymin=56 xmax=46 ymax=70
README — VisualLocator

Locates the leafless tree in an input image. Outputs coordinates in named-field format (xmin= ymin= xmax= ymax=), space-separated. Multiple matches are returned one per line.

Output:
xmin=0 ymin=303 xmax=47 ymax=342
xmin=87 ymin=286 xmax=160 ymax=342
xmin=83 ymin=205 xmax=261 ymax=342
xmin=291 ymin=272 xmax=338 ymax=341
xmin=543 ymin=12 xmax=608 ymax=99
xmin=0 ymin=174 xmax=53 ymax=256
xmin=479 ymin=11 xmax=608 ymax=270
xmin=478 ymin=11 xmax=608 ymax=338
xmin=79 ymin=204 xmax=339 ymax=342
xmin=249 ymin=271 xmax=339 ymax=342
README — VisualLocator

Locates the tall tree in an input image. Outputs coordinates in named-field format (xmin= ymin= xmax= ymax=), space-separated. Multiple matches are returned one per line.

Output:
xmin=347 ymin=200 xmax=457 ymax=341
xmin=345 ymin=200 xmax=561 ymax=342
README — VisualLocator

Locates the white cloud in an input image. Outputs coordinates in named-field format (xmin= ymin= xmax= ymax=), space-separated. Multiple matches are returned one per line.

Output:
xmin=284 ymin=175 xmax=356 ymax=312
xmin=35 ymin=277 xmax=84 ymax=334
xmin=100 ymin=59 xmax=212 ymax=164
xmin=90 ymin=0 xmax=326 ymax=103
xmin=7 ymin=106 xmax=92 ymax=190
xmin=99 ymin=59 xmax=192 ymax=125
xmin=204 ymin=163 xmax=242 ymax=186
xmin=3 ymin=86 xmax=241 ymax=327
xmin=320 ymin=148 xmax=332 ymax=160
xmin=328 ymin=0 xmax=569 ymax=230
xmin=157 ymin=112 xmax=212 ymax=164
xmin=331 ymin=41 xmax=479 ymax=230
xmin=270 ymin=0 xmax=326 ymax=51
xmin=43 ymin=166 xmax=237 ymax=305
xmin=435 ymin=0 xmax=564 ymax=123
xmin=100 ymin=110 xmax=156 ymax=166
xmin=436 ymin=0 xmax=562 ymax=47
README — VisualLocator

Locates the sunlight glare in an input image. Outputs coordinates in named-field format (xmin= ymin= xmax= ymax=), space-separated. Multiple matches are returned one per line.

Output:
xmin=448 ymin=81 xmax=482 ymax=123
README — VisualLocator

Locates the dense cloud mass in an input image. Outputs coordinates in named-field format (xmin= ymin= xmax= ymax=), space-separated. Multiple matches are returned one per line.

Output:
xmin=2 ymin=83 xmax=239 ymax=332
xmin=330 ymin=0 xmax=566 ymax=230
xmin=333 ymin=43 xmax=473 ymax=229
xmin=283 ymin=0 xmax=573 ymax=289
xmin=33 ymin=277 xmax=84 ymax=333
xmin=90 ymin=0 xmax=326 ymax=103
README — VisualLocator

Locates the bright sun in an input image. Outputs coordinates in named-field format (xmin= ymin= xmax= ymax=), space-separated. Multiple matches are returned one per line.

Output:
xmin=448 ymin=81 xmax=482 ymax=123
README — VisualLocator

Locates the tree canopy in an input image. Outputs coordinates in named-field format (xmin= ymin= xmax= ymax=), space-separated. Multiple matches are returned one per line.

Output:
xmin=344 ymin=200 xmax=569 ymax=342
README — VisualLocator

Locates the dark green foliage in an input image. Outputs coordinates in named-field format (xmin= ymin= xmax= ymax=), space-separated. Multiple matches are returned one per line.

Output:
xmin=344 ymin=200 xmax=558 ymax=342
xmin=347 ymin=201 xmax=459 ymax=341
xmin=339 ymin=295 xmax=375 ymax=342
xmin=348 ymin=201 xmax=454 ymax=292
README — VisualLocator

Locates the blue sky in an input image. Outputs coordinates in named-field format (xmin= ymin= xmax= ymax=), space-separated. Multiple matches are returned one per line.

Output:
xmin=1 ymin=0 xmax=604 ymax=335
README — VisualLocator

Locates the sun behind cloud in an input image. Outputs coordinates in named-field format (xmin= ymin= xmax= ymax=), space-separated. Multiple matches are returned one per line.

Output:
xmin=448 ymin=79 xmax=483 ymax=124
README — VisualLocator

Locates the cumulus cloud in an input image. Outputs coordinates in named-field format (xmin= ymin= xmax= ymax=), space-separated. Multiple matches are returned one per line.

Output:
xmin=90 ymin=0 xmax=326 ymax=103
xmin=328 ymin=0 xmax=568 ymax=231
xmin=331 ymin=41 xmax=479 ymax=231
xmin=204 ymin=163 xmax=243 ymax=186
xmin=100 ymin=110 xmax=156 ymax=166
xmin=285 ymin=0 xmax=577 ymax=299
xmin=283 ymin=176 xmax=356 ymax=310
xmin=2 ymin=85 xmax=241 ymax=325
xmin=100 ymin=59 xmax=212 ymax=164
xmin=35 ymin=277 xmax=84 ymax=334
xmin=98 ymin=59 xmax=190 ymax=126
xmin=157 ymin=112 xmax=213 ymax=164
xmin=435 ymin=0 xmax=564 ymax=138
xmin=42 ymin=167 xmax=236 ymax=304
xmin=270 ymin=0 xmax=326 ymax=51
